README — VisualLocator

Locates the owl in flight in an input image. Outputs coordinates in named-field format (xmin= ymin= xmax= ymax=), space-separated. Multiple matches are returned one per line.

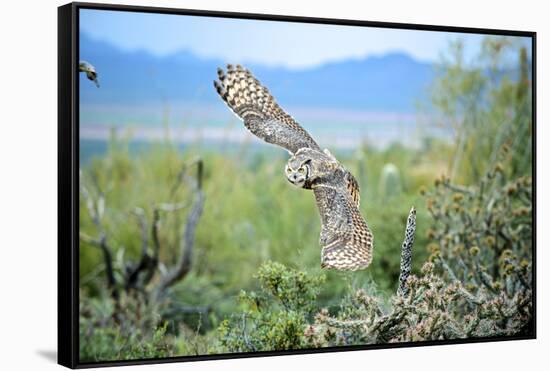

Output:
xmin=214 ymin=65 xmax=373 ymax=270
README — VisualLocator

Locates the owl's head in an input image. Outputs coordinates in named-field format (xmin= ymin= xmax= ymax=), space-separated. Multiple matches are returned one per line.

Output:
xmin=285 ymin=155 xmax=311 ymax=188
xmin=285 ymin=148 xmax=339 ymax=189
xmin=285 ymin=148 xmax=331 ymax=188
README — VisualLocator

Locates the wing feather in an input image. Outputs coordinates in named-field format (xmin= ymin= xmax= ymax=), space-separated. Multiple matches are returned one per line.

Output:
xmin=313 ymin=184 xmax=373 ymax=271
xmin=322 ymin=149 xmax=360 ymax=206
xmin=214 ymin=64 xmax=320 ymax=154
xmin=344 ymin=171 xmax=361 ymax=207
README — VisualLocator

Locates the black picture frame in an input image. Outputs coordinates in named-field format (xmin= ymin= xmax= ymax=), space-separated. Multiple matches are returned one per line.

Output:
xmin=58 ymin=2 xmax=537 ymax=368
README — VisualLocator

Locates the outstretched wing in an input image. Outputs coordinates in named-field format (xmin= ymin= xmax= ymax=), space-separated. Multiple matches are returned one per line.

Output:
xmin=214 ymin=64 xmax=320 ymax=154
xmin=313 ymin=184 xmax=373 ymax=271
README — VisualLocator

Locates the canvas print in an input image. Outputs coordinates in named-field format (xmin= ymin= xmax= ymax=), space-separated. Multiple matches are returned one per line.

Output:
xmin=77 ymin=7 xmax=534 ymax=364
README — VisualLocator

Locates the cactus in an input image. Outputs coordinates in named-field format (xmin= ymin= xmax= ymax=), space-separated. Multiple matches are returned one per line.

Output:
xmin=397 ymin=207 xmax=416 ymax=297
xmin=379 ymin=163 xmax=402 ymax=199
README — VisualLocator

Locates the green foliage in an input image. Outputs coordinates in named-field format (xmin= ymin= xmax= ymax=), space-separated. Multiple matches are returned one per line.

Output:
xmin=256 ymin=261 xmax=326 ymax=313
xmin=307 ymin=258 xmax=530 ymax=346
xmin=430 ymin=36 xmax=532 ymax=183
xmin=351 ymin=144 xmax=432 ymax=293
xmin=80 ymin=323 xmax=172 ymax=362
xmin=78 ymin=134 xmax=448 ymax=359
xmin=79 ymin=291 xmax=175 ymax=362
xmin=80 ymin=134 xmax=433 ymax=303
xmin=218 ymin=261 xmax=325 ymax=352
xmin=422 ymin=149 xmax=533 ymax=333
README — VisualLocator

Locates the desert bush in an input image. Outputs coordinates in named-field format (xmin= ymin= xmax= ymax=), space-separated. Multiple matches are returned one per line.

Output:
xmin=306 ymin=259 xmax=531 ymax=346
xmin=424 ymin=162 xmax=532 ymax=286
xmin=79 ymin=290 xmax=175 ymax=361
xmin=78 ymin=141 xmax=210 ymax=362
xmin=217 ymin=261 xmax=325 ymax=352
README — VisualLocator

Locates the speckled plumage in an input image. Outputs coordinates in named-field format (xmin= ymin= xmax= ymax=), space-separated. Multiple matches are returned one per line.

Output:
xmin=214 ymin=65 xmax=373 ymax=271
xmin=214 ymin=64 xmax=319 ymax=154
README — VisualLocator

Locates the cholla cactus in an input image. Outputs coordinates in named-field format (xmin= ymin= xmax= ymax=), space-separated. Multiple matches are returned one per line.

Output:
xmin=305 ymin=256 xmax=531 ymax=347
xmin=379 ymin=163 xmax=402 ymax=199
xmin=397 ymin=207 xmax=416 ymax=296
xmin=424 ymin=156 xmax=532 ymax=311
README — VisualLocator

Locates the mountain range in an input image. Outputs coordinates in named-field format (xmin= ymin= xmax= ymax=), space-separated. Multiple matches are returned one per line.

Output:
xmin=79 ymin=33 xmax=435 ymax=113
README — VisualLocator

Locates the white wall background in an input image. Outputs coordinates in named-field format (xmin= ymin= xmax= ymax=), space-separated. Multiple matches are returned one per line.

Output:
xmin=0 ymin=0 xmax=546 ymax=370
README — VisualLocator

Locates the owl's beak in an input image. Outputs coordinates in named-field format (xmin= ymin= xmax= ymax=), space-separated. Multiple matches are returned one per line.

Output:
xmin=287 ymin=174 xmax=305 ymax=187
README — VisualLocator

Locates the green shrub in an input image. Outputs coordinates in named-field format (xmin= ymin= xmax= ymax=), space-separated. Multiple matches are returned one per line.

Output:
xmin=79 ymin=291 xmax=175 ymax=362
xmin=422 ymin=152 xmax=533 ymax=335
xmin=429 ymin=36 xmax=532 ymax=183
xmin=218 ymin=261 xmax=325 ymax=352
xmin=306 ymin=259 xmax=531 ymax=346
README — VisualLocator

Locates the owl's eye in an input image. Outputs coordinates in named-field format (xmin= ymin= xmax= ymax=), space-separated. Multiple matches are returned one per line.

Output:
xmin=298 ymin=167 xmax=306 ymax=174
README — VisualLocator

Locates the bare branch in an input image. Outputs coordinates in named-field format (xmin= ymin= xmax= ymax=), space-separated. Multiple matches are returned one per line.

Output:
xmin=158 ymin=193 xmax=204 ymax=292
xmin=81 ymin=158 xmax=205 ymax=300
xmin=157 ymin=159 xmax=205 ymax=293
xmin=125 ymin=208 xmax=155 ymax=290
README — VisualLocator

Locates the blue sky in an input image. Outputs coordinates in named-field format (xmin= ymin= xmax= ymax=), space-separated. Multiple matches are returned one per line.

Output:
xmin=78 ymin=9 xmax=529 ymax=70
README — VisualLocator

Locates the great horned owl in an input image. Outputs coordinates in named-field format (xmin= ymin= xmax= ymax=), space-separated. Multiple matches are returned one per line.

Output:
xmin=214 ymin=64 xmax=373 ymax=271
